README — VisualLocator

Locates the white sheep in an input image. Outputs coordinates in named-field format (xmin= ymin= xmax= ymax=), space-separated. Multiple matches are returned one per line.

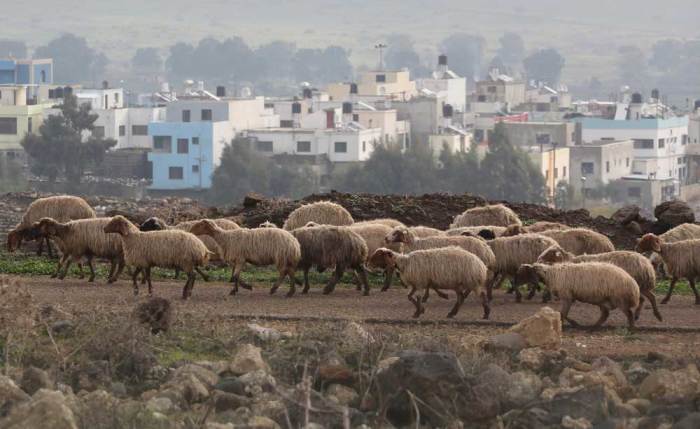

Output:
xmin=450 ymin=204 xmax=522 ymax=229
xmin=283 ymin=201 xmax=354 ymax=230
xmin=368 ymin=247 xmax=490 ymax=319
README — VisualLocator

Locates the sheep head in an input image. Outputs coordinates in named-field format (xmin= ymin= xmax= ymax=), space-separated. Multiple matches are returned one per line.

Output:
xmin=259 ymin=221 xmax=278 ymax=228
xmin=502 ymin=224 xmax=525 ymax=237
xmin=140 ymin=217 xmax=167 ymax=232
xmin=368 ymin=248 xmax=397 ymax=270
xmin=104 ymin=216 xmax=135 ymax=236
xmin=304 ymin=221 xmax=321 ymax=228
xmin=477 ymin=229 xmax=497 ymax=240
xmin=514 ymin=264 xmax=541 ymax=287
xmin=636 ymin=233 xmax=662 ymax=253
xmin=6 ymin=229 xmax=23 ymax=253
xmin=537 ymin=245 xmax=572 ymax=264
xmin=190 ymin=219 xmax=218 ymax=236
xmin=385 ymin=226 xmax=412 ymax=245
xmin=33 ymin=218 xmax=61 ymax=237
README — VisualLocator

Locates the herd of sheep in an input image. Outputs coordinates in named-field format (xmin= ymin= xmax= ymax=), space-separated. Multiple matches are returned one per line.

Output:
xmin=6 ymin=195 xmax=700 ymax=330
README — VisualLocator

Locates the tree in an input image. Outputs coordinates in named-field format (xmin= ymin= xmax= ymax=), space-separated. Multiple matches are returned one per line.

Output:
xmin=439 ymin=33 xmax=485 ymax=80
xmin=35 ymin=34 xmax=107 ymax=84
xmin=384 ymin=34 xmax=430 ymax=77
xmin=165 ymin=37 xmax=256 ymax=84
xmin=292 ymin=46 xmax=353 ymax=83
xmin=132 ymin=47 xmax=162 ymax=73
xmin=523 ymin=48 xmax=565 ymax=85
xmin=254 ymin=41 xmax=296 ymax=81
xmin=0 ymin=39 xmax=26 ymax=58
xmin=497 ymin=33 xmax=526 ymax=67
xmin=649 ymin=39 xmax=684 ymax=72
xmin=21 ymin=95 xmax=116 ymax=184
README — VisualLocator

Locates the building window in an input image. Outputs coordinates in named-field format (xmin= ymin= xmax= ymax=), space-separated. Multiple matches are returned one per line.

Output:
xmin=296 ymin=141 xmax=311 ymax=153
xmin=553 ymin=167 xmax=558 ymax=179
xmin=27 ymin=117 xmax=32 ymax=134
xmin=201 ymin=109 xmax=212 ymax=121
xmin=606 ymin=161 xmax=610 ymax=173
xmin=192 ymin=137 xmax=199 ymax=145
xmin=375 ymin=74 xmax=386 ymax=83
xmin=334 ymin=142 xmax=347 ymax=153
xmin=362 ymin=141 xmax=366 ymax=152
xmin=177 ymin=138 xmax=189 ymax=154
xmin=119 ymin=125 xmax=126 ymax=137
xmin=563 ymin=166 xmax=567 ymax=178
xmin=192 ymin=165 xmax=199 ymax=173
xmin=153 ymin=136 xmax=172 ymax=152
xmin=628 ymin=187 xmax=641 ymax=198
xmin=280 ymin=120 xmax=294 ymax=128
xmin=353 ymin=114 xmax=359 ymax=122
xmin=633 ymin=139 xmax=654 ymax=149
xmin=487 ymin=86 xmax=497 ymax=93
xmin=626 ymin=158 xmax=630 ymax=167
xmin=256 ymin=141 xmax=273 ymax=152
xmin=40 ymin=70 xmax=46 ymax=83
xmin=169 ymin=166 xmax=184 ymax=180
xmin=93 ymin=126 xmax=105 ymax=138
xmin=536 ymin=133 xmax=551 ymax=144
xmin=0 ymin=118 xmax=17 ymax=135
xmin=678 ymin=157 xmax=683 ymax=165
xmin=132 ymin=125 xmax=148 ymax=135
xmin=682 ymin=135 xmax=688 ymax=145
xmin=115 ymin=93 xmax=120 ymax=105
xmin=182 ymin=110 xmax=191 ymax=122
xmin=545 ymin=170 xmax=549 ymax=180
xmin=581 ymin=162 xmax=594 ymax=175
xmin=658 ymin=138 xmax=665 ymax=148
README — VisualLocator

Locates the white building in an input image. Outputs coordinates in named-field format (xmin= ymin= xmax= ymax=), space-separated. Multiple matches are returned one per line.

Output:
xmin=75 ymin=87 xmax=125 ymax=110
xmin=92 ymin=107 xmax=167 ymax=149
xmin=416 ymin=55 xmax=467 ymax=113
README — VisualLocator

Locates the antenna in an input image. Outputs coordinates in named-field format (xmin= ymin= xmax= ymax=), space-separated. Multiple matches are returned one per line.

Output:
xmin=374 ymin=43 xmax=387 ymax=70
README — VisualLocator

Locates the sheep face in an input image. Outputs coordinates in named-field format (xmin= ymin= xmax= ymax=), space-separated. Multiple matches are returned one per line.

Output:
xmin=385 ymin=227 xmax=410 ymax=245
xmin=104 ymin=216 xmax=133 ymax=236
xmin=140 ymin=217 xmax=167 ymax=232
xmin=259 ymin=221 xmax=278 ymax=228
xmin=189 ymin=219 xmax=217 ymax=236
xmin=502 ymin=224 xmax=525 ymax=237
xmin=33 ymin=218 xmax=60 ymax=237
xmin=636 ymin=234 xmax=662 ymax=253
xmin=368 ymin=248 xmax=396 ymax=270
xmin=477 ymin=229 xmax=497 ymax=240
xmin=514 ymin=264 xmax=541 ymax=287
xmin=6 ymin=230 xmax=22 ymax=252
xmin=304 ymin=221 xmax=320 ymax=228
xmin=537 ymin=245 xmax=571 ymax=264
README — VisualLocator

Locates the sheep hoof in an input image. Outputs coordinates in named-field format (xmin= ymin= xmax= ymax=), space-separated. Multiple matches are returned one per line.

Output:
xmin=322 ymin=288 xmax=332 ymax=295
xmin=660 ymin=299 xmax=670 ymax=304
xmin=50 ymin=274 xmax=58 ymax=279
xmin=88 ymin=277 xmax=95 ymax=283
xmin=380 ymin=287 xmax=389 ymax=292
xmin=269 ymin=288 xmax=277 ymax=295
xmin=285 ymin=290 xmax=295 ymax=298
xmin=363 ymin=291 xmax=370 ymax=297
xmin=446 ymin=312 xmax=456 ymax=318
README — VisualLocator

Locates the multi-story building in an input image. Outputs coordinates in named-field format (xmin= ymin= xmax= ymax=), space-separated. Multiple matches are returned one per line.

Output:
xmin=499 ymin=121 xmax=576 ymax=148
xmin=525 ymin=145 xmax=571 ymax=202
xmin=327 ymin=69 xmax=417 ymax=102
xmin=0 ymin=85 xmax=54 ymax=160
xmin=569 ymin=139 xmax=634 ymax=195
xmin=416 ymin=55 xmax=467 ymax=113
xmin=473 ymin=71 xmax=526 ymax=110
xmin=0 ymin=58 xmax=53 ymax=102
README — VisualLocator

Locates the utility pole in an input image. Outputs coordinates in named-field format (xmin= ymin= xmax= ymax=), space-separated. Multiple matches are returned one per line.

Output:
xmin=374 ymin=43 xmax=387 ymax=70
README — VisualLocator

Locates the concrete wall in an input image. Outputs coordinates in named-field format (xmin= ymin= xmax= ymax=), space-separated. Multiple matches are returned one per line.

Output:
xmin=569 ymin=140 xmax=634 ymax=193
xmin=501 ymin=122 xmax=575 ymax=148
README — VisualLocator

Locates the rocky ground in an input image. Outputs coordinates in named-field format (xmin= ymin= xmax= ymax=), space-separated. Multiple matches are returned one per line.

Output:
xmin=2 ymin=276 xmax=700 ymax=429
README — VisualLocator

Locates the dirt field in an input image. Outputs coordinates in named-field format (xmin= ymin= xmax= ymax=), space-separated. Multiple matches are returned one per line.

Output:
xmin=10 ymin=275 xmax=700 ymax=360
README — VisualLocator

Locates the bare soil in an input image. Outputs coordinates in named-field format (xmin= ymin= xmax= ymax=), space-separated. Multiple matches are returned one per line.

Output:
xmin=11 ymin=275 xmax=700 ymax=360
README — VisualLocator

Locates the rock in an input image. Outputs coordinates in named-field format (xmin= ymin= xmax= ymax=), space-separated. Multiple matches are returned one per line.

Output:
xmin=342 ymin=322 xmax=374 ymax=346
xmin=215 ymin=377 xmax=247 ymax=396
xmin=206 ymin=423 xmax=234 ymax=429
xmin=243 ymin=193 xmax=266 ymax=208
xmin=250 ymin=399 xmax=288 ymax=425
xmin=561 ymin=415 xmax=592 ymax=429
xmin=483 ymin=332 xmax=527 ymax=353
xmin=518 ymin=347 xmax=548 ymax=371
xmin=0 ymin=375 xmax=30 ymax=416
xmin=213 ymin=391 xmax=251 ymax=413
xmin=51 ymin=320 xmax=75 ymax=336
xmin=0 ymin=389 xmax=77 ymax=429
xmin=247 ymin=323 xmax=285 ymax=342
xmin=646 ymin=351 xmax=670 ymax=363
xmin=541 ymin=385 xmax=613 ymax=425
xmin=558 ymin=356 xmax=630 ymax=398
xmin=326 ymin=384 xmax=359 ymax=406
xmin=171 ymin=363 xmax=219 ymax=387
xmin=510 ymin=307 xmax=562 ymax=349
xmin=639 ymin=364 xmax=700 ymax=403
xmin=194 ymin=360 xmax=229 ymax=375
xmin=72 ymin=360 xmax=111 ymax=392
xmin=146 ymin=396 xmax=179 ymax=414
xmin=230 ymin=344 xmax=270 ymax=375
xmin=626 ymin=398 xmax=651 ymax=414
xmin=626 ymin=221 xmax=643 ymax=235
xmin=627 ymin=362 xmax=651 ymax=385
xmin=247 ymin=415 xmax=281 ymax=429
xmin=654 ymin=200 xmax=695 ymax=227
xmin=673 ymin=412 xmax=700 ymax=429
xmin=133 ymin=297 xmax=173 ymax=334
xmin=318 ymin=364 xmax=354 ymax=385
xmin=20 ymin=367 xmax=53 ymax=396
xmin=612 ymin=205 xmax=641 ymax=225
xmin=238 ymin=370 xmax=276 ymax=397
xmin=507 ymin=371 xmax=544 ymax=407
xmin=109 ymin=382 xmax=127 ymax=398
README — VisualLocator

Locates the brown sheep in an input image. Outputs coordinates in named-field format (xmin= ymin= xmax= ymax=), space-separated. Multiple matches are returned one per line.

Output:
xmin=283 ymin=201 xmax=354 ymax=231
xmin=450 ymin=204 xmax=522 ymax=228
xmin=538 ymin=228 xmax=615 ymax=255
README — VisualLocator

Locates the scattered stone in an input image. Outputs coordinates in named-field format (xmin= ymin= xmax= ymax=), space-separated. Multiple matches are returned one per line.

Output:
xmin=238 ymin=371 xmax=276 ymax=397
xmin=51 ymin=320 xmax=75 ymax=336
xmin=247 ymin=415 xmax=281 ymax=429
xmin=133 ymin=297 xmax=173 ymax=334
xmin=627 ymin=361 xmax=651 ymax=385
xmin=326 ymin=384 xmax=359 ymax=407
xmin=673 ymin=412 xmax=700 ymax=429
xmin=247 ymin=323 xmax=286 ymax=342
xmin=213 ymin=391 xmax=251 ymax=413
xmin=146 ymin=396 xmax=179 ymax=414
xmin=342 ymin=322 xmax=374 ymax=346
xmin=626 ymin=398 xmax=651 ymax=414
xmin=483 ymin=332 xmax=527 ymax=353
xmin=611 ymin=205 xmax=641 ymax=225
xmin=540 ymin=385 xmax=613 ymax=425
xmin=639 ymin=364 xmax=700 ymax=404
xmin=646 ymin=351 xmax=670 ymax=363
xmin=318 ymin=364 xmax=354 ymax=385
xmin=0 ymin=375 xmax=30 ymax=416
xmin=561 ymin=415 xmax=593 ymax=429
xmin=0 ymin=389 xmax=77 ymax=429
xmin=20 ymin=367 xmax=53 ymax=396
xmin=72 ymin=360 xmax=112 ymax=392
xmin=230 ymin=344 xmax=270 ymax=375
xmin=510 ymin=307 xmax=562 ymax=349
xmin=171 ymin=364 xmax=219 ymax=387
xmin=215 ymin=377 xmax=247 ymax=396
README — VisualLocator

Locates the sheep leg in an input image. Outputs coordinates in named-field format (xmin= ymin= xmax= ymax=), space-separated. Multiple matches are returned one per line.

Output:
xmin=381 ymin=267 xmax=394 ymax=292
xmin=408 ymin=295 xmax=425 ymax=318
xmin=230 ymin=267 xmax=242 ymax=295
xmin=434 ymin=288 xmax=449 ymax=299
xmin=46 ymin=238 xmax=54 ymax=258
xmin=196 ymin=267 xmax=209 ymax=282
xmin=560 ymin=299 xmax=580 ymax=328
xmin=421 ymin=287 xmax=431 ymax=303
xmin=356 ymin=266 xmax=370 ymax=296
xmin=590 ymin=305 xmax=610 ymax=330
xmin=52 ymin=255 xmax=68 ymax=278
xmin=480 ymin=291 xmax=491 ymax=320
xmin=688 ymin=277 xmax=700 ymax=305
xmin=446 ymin=290 xmax=465 ymax=318
xmin=661 ymin=277 xmax=678 ymax=304
xmin=322 ymin=265 xmax=344 ymax=295
xmin=182 ymin=272 xmax=195 ymax=300
xmin=541 ymin=289 xmax=552 ymax=303
xmin=302 ymin=269 xmax=311 ymax=294
xmin=109 ymin=260 xmax=125 ymax=284
xmin=58 ymin=258 xmax=73 ymax=280
xmin=37 ymin=237 xmax=44 ymax=256
xmin=87 ymin=256 xmax=96 ymax=283
xmin=131 ymin=268 xmax=141 ymax=296
xmin=285 ymin=270 xmax=297 ymax=298
xmin=512 ymin=277 xmax=523 ymax=303
xmin=624 ymin=306 xmax=636 ymax=331
xmin=106 ymin=260 xmax=117 ymax=282
xmin=269 ymin=271 xmax=286 ymax=296
xmin=640 ymin=289 xmax=662 ymax=322
xmin=145 ymin=267 xmax=154 ymax=296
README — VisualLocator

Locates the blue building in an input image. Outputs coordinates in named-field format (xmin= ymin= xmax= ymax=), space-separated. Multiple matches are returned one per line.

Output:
xmin=147 ymin=121 xmax=234 ymax=190
xmin=0 ymin=59 xmax=53 ymax=86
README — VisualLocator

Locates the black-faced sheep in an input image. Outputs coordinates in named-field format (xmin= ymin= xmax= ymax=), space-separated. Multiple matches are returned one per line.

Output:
xmin=190 ymin=220 xmax=302 ymax=297
xmin=283 ymin=201 xmax=354 ymax=231
xmin=104 ymin=216 xmax=211 ymax=299
xmin=258 ymin=221 xmax=279 ymax=228
xmin=368 ymin=247 xmax=490 ymax=319
xmin=537 ymin=244 xmax=661 ymax=321
xmin=7 ymin=195 xmax=95 ymax=257
xmin=515 ymin=262 xmax=640 ymax=330
xmin=538 ymin=228 xmax=615 ymax=255
xmin=636 ymin=234 xmax=700 ymax=305
xmin=450 ymin=204 xmax=522 ymax=229
xmin=291 ymin=225 xmax=369 ymax=295
xmin=34 ymin=217 xmax=124 ymax=283
xmin=447 ymin=226 xmax=506 ymax=239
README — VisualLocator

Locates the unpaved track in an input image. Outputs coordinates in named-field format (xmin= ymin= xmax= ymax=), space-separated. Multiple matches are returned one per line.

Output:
xmin=9 ymin=276 xmax=700 ymax=331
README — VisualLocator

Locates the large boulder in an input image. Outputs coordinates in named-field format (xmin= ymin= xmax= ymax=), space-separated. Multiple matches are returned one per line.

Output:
xmin=20 ymin=367 xmax=54 ymax=396
xmin=639 ymin=364 xmax=700 ymax=404
xmin=654 ymin=200 xmax=695 ymax=227
xmin=611 ymin=205 xmax=642 ymax=225
xmin=0 ymin=389 xmax=77 ymax=429
xmin=229 ymin=344 xmax=270 ymax=375
xmin=510 ymin=307 xmax=562 ymax=349
xmin=0 ymin=375 xmax=30 ymax=417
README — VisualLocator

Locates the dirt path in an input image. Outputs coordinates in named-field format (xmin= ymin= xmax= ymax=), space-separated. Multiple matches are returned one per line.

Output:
xmin=9 ymin=275 xmax=699 ymax=329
